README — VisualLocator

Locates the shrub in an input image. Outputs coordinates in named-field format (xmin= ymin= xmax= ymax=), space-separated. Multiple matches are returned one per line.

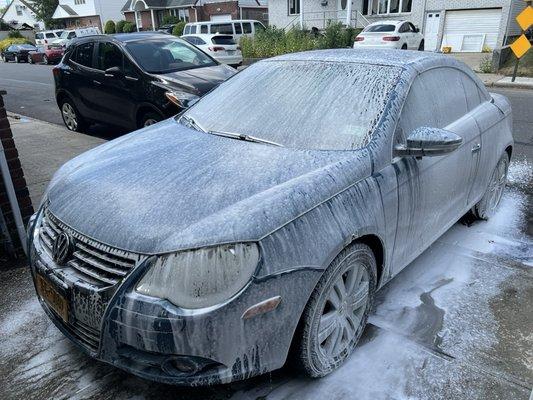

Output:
xmin=7 ymin=31 xmax=24 ymax=39
xmin=479 ymin=56 xmax=493 ymax=73
xmin=482 ymin=45 xmax=492 ymax=53
xmin=104 ymin=20 xmax=116 ymax=34
xmin=122 ymin=22 xmax=137 ymax=33
xmin=162 ymin=15 xmax=180 ymax=25
xmin=0 ymin=37 xmax=30 ymax=52
xmin=172 ymin=21 xmax=186 ymax=36
xmin=115 ymin=20 xmax=127 ymax=33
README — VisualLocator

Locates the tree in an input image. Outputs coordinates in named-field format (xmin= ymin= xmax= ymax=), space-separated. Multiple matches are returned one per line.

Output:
xmin=115 ymin=20 xmax=127 ymax=33
xmin=104 ymin=20 xmax=116 ymax=34
xmin=33 ymin=0 xmax=60 ymax=29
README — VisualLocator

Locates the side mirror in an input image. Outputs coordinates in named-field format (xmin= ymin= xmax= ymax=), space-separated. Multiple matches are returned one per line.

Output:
xmin=104 ymin=66 xmax=123 ymax=78
xmin=395 ymin=127 xmax=463 ymax=158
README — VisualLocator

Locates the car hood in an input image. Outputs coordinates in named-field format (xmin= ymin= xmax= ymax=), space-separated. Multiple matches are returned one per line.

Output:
xmin=46 ymin=119 xmax=370 ymax=254
xmin=154 ymin=64 xmax=235 ymax=95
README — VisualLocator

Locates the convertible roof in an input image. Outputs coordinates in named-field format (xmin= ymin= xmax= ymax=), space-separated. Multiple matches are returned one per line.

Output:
xmin=269 ymin=49 xmax=461 ymax=71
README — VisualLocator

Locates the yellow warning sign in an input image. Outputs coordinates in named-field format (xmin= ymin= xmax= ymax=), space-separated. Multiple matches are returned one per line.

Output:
xmin=510 ymin=34 xmax=532 ymax=59
xmin=516 ymin=6 xmax=533 ymax=31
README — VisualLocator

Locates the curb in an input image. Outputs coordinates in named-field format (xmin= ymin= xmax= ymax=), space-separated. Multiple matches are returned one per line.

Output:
xmin=488 ymin=81 xmax=533 ymax=90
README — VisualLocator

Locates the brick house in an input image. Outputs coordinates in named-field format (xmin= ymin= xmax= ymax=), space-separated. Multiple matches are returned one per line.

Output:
xmin=121 ymin=0 xmax=268 ymax=30
xmin=269 ymin=0 xmax=527 ymax=52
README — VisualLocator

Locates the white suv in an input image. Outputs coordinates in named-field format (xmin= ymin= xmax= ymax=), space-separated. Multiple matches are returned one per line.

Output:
xmin=353 ymin=20 xmax=424 ymax=51
xmin=35 ymin=30 xmax=63 ymax=45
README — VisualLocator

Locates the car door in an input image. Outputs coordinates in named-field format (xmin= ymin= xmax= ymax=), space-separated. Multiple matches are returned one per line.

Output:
xmin=67 ymin=41 xmax=101 ymax=121
xmin=391 ymin=67 xmax=481 ymax=272
xmin=408 ymin=23 xmax=419 ymax=48
xmin=6 ymin=46 xmax=17 ymax=61
xmin=92 ymin=41 xmax=140 ymax=129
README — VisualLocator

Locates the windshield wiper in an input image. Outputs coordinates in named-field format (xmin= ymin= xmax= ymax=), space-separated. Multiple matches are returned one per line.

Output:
xmin=208 ymin=130 xmax=284 ymax=147
xmin=179 ymin=115 xmax=206 ymax=133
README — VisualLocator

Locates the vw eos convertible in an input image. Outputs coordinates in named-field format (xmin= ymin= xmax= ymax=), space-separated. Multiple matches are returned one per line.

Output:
xmin=27 ymin=50 xmax=513 ymax=385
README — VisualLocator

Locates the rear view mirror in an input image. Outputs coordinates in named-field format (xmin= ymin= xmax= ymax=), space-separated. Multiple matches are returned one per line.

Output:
xmin=395 ymin=127 xmax=463 ymax=158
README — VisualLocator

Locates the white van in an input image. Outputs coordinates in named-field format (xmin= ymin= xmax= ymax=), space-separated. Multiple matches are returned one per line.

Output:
xmin=183 ymin=20 xmax=265 ymax=41
xmin=35 ymin=30 xmax=64 ymax=45
xmin=52 ymin=27 xmax=101 ymax=47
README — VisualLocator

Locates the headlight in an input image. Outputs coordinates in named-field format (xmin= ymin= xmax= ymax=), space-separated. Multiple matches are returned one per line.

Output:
xmin=165 ymin=91 xmax=200 ymax=108
xmin=136 ymin=243 xmax=259 ymax=309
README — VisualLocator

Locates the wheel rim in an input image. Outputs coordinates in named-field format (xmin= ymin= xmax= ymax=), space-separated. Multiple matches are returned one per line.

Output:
xmin=62 ymin=103 xmax=78 ymax=131
xmin=318 ymin=263 xmax=369 ymax=359
xmin=28 ymin=55 xmax=32 ymax=63
xmin=487 ymin=158 xmax=507 ymax=212
xmin=43 ymin=56 xmax=48 ymax=64
xmin=144 ymin=118 xmax=158 ymax=127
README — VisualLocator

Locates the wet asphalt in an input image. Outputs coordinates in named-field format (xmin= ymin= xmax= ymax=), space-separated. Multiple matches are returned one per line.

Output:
xmin=0 ymin=62 xmax=532 ymax=400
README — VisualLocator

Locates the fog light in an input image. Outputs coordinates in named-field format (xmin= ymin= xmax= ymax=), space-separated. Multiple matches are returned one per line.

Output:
xmin=161 ymin=356 xmax=215 ymax=376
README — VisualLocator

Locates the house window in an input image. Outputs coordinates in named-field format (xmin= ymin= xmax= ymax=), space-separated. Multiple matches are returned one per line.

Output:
xmin=363 ymin=0 xmax=410 ymax=15
xmin=178 ymin=9 xmax=189 ymax=22
xmin=74 ymin=0 xmax=86 ymax=5
xmin=15 ymin=5 xmax=23 ymax=16
xmin=288 ymin=0 xmax=300 ymax=15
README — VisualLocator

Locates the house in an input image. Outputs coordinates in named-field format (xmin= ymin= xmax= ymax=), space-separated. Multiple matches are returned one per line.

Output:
xmin=121 ymin=0 xmax=268 ymax=31
xmin=0 ymin=0 xmax=44 ymax=30
xmin=268 ymin=0 xmax=527 ymax=52
xmin=52 ymin=0 xmax=125 ymax=31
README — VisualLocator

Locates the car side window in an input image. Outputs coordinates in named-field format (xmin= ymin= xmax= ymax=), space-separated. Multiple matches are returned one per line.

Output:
xmin=409 ymin=23 xmax=417 ymax=32
xmin=397 ymin=68 xmax=470 ymax=143
xmin=123 ymin=57 xmax=139 ymax=78
xmin=200 ymin=25 xmax=208 ymax=34
xmin=253 ymin=22 xmax=264 ymax=33
xmin=68 ymin=32 xmax=76 ymax=39
xmin=46 ymin=33 xmax=55 ymax=38
xmin=72 ymin=42 xmax=95 ymax=68
xmin=399 ymin=23 xmax=409 ymax=33
xmin=235 ymin=23 xmax=242 ymax=34
xmin=36 ymin=33 xmax=43 ymax=39
xmin=97 ymin=42 xmax=123 ymax=71
xmin=211 ymin=23 xmax=233 ymax=34
xmin=242 ymin=22 xmax=252 ymax=34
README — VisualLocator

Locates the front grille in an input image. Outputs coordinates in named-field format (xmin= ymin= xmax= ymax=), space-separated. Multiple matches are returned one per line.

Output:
xmin=39 ymin=208 xmax=142 ymax=287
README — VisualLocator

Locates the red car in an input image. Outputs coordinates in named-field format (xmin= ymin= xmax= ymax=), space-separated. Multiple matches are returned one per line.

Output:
xmin=28 ymin=45 xmax=64 ymax=65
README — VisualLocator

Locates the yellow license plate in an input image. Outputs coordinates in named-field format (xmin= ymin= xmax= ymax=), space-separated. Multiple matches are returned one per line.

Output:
xmin=36 ymin=274 xmax=69 ymax=323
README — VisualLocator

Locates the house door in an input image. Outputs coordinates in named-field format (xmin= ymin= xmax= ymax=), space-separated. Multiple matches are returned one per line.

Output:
xmin=424 ymin=12 xmax=441 ymax=51
xmin=338 ymin=0 xmax=348 ymax=23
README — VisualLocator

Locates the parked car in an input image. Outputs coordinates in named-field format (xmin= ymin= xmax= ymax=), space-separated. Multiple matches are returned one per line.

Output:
xmin=158 ymin=24 xmax=178 ymax=34
xmin=35 ymin=30 xmax=64 ymax=45
xmin=1 ymin=44 xmax=38 ymax=63
xmin=52 ymin=27 xmax=100 ymax=48
xmin=28 ymin=45 xmax=65 ymax=65
xmin=354 ymin=20 xmax=424 ymax=50
xmin=28 ymin=49 xmax=513 ymax=385
xmin=183 ymin=19 xmax=265 ymax=42
xmin=53 ymin=33 xmax=235 ymax=132
xmin=182 ymin=34 xmax=242 ymax=66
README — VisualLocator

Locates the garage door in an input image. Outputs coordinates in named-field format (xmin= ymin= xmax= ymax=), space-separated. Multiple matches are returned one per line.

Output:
xmin=442 ymin=9 xmax=502 ymax=52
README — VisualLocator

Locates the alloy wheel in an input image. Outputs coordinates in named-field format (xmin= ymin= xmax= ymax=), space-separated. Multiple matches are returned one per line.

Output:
xmin=43 ymin=55 xmax=48 ymax=65
xmin=144 ymin=118 xmax=158 ymax=127
xmin=318 ymin=262 xmax=370 ymax=359
xmin=487 ymin=157 xmax=507 ymax=213
xmin=62 ymin=102 xmax=78 ymax=131
xmin=28 ymin=55 xmax=32 ymax=63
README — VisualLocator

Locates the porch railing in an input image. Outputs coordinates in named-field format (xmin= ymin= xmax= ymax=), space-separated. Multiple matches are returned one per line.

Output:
xmin=284 ymin=10 xmax=370 ymax=30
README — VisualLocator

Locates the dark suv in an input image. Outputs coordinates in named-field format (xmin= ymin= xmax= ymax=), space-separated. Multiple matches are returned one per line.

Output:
xmin=53 ymin=33 xmax=236 ymax=132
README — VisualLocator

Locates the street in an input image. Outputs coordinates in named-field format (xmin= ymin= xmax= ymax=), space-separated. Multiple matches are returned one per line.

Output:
xmin=0 ymin=61 xmax=532 ymax=400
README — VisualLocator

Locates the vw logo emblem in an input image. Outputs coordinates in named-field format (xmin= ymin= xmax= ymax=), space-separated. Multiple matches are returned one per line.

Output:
xmin=52 ymin=232 xmax=72 ymax=265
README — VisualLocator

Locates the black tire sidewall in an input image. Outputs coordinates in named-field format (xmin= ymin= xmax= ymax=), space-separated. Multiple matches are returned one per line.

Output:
xmin=298 ymin=243 xmax=377 ymax=377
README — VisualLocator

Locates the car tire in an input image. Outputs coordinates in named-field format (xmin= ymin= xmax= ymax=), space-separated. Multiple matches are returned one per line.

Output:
xmin=472 ymin=153 xmax=509 ymax=220
xmin=418 ymin=40 xmax=425 ymax=51
xmin=293 ymin=242 xmax=377 ymax=378
xmin=139 ymin=112 xmax=162 ymax=128
xmin=2 ymin=55 xmax=7 ymax=62
xmin=28 ymin=55 xmax=33 ymax=64
xmin=43 ymin=55 xmax=49 ymax=65
xmin=401 ymin=44 xmax=408 ymax=50
xmin=60 ymin=98 xmax=86 ymax=133
xmin=14 ymin=55 xmax=20 ymax=63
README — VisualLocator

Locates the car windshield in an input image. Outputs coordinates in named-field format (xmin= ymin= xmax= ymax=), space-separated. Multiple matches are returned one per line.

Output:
xmin=19 ymin=44 xmax=36 ymax=50
xmin=59 ymin=31 xmax=70 ymax=38
xmin=125 ymin=38 xmax=216 ymax=73
xmin=183 ymin=60 xmax=401 ymax=150
xmin=365 ymin=24 xmax=396 ymax=32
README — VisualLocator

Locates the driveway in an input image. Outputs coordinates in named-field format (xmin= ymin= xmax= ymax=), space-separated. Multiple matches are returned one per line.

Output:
xmin=0 ymin=115 xmax=531 ymax=399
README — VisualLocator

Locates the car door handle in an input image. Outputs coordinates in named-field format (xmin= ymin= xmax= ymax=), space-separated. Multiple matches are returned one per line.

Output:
xmin=93 ymin=80 xmax=102 ymax=86
xmin=471 ymin=144 xmax=481 ymax=153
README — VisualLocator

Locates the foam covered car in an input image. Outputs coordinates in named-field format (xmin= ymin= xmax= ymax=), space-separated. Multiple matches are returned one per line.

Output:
xmin=27 ymin=49 xmax=513 ymax=385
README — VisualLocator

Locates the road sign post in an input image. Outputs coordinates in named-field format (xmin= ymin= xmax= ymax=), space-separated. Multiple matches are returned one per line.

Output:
xmin=511 ymin=2 xmax=533 ymax=82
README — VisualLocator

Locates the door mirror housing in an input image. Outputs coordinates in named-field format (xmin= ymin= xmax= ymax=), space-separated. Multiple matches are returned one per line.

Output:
xmin=395 ymin=127 xmax=463 ymax=158
xmin=104 ymin=66 xmax=123 ymax=78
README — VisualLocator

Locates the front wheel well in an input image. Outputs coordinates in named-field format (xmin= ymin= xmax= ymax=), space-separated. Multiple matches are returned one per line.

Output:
xmin=505 ymin=145 xmax=513 ymax=161
xmin=136 ymin=105 xmax=164 ymax=128
xmin=352 ymin=234 xmax=384 ymax=287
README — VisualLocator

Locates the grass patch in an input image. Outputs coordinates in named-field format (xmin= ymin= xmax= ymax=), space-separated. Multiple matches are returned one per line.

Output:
xmin=499 ymin=50 xmax=533 ymax=77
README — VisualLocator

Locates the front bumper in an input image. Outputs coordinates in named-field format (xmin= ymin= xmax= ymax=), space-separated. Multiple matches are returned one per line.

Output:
xmin=28 ymin=213 xmax=321 ymax=385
